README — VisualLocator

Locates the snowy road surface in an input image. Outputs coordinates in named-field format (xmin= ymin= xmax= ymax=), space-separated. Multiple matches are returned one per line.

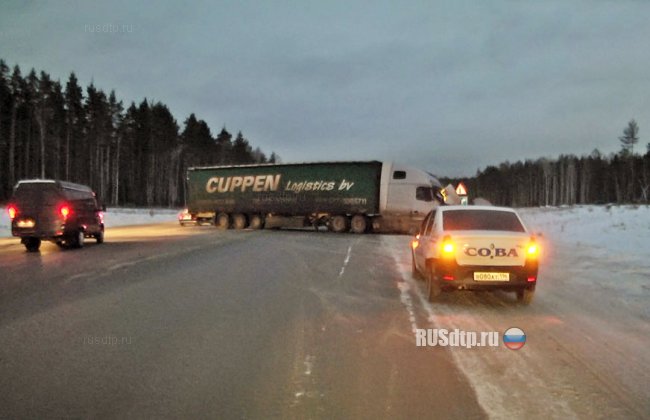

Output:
xmin=0 ymin=206 xmax=649 ymax=418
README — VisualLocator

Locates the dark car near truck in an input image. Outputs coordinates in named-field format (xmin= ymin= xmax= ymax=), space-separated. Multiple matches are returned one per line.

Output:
xmin=7 ymin=180 xmax=105 ymax=252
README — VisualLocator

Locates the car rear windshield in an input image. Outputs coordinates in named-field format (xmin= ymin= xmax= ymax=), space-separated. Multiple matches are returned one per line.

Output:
xmin=442 ymin=210 xmax=525 ymax=232
xmin=12 ymin=183 xmax=62 ymax=205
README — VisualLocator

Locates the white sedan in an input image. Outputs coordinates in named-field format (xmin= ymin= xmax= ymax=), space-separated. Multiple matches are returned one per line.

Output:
xmin=411 ymin=205 xmax=540 ymax=304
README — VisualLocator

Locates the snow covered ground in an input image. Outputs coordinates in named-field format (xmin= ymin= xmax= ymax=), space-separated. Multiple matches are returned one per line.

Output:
xmin=0 ymin=207 xmax=179 ymax=238
xmin=519 ymin=205 xmax=650 ymax=264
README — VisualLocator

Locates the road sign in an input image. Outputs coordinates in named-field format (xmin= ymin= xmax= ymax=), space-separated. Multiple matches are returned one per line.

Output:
xmin=456 ymin=182 xmax=468 ymax=196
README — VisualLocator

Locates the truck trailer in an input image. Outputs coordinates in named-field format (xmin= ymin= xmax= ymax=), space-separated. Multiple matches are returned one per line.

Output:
xmin=181 ymin=161 xmax=443 ymax=234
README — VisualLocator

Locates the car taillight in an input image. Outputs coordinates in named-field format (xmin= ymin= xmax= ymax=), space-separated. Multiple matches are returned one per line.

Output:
xmin=441 ymin=235 xmax=455 ymax=256
xmin=59 ymin=204 xmax=71 ymax=220
xmin=526 ymin=240 xmax=539 ymax=259
xmin=8 ymin=205 xmax=18 ymax=220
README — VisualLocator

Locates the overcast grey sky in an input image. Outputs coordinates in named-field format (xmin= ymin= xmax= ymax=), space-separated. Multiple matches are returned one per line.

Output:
xmin=1 ymin=0 xmax=649 ymax=177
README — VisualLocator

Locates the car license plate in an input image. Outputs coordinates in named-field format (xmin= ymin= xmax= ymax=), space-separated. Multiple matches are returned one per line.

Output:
xmin=474 ymin=272 xmax=509 ymax=281
xmin=17 ymin=219 xmax=35 ymax=228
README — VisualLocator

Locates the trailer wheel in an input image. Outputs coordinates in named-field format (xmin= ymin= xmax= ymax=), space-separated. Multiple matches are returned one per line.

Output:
xmin=350 ymin=214 xmax=368 ymax=234
xmin=330 ymin=215 xmax=349 ymax=233
xmin=249 ymin=214 xmax=264 ymax=230
xmin=232 ymin=213 xmax=247 ymax=229
xmin=215 ymin=213 xmax=230 ymax=229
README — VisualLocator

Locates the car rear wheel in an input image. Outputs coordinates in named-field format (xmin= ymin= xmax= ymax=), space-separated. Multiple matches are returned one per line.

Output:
xmin=516 ymin=286 xmax=535 ymax=305
xmin=412 ymin=256 xmax=422 ymax=280
xmin=426 ymin=267 xmax=441 ymax=301
xmin=24 ymin=237 xmax=41 ymax=252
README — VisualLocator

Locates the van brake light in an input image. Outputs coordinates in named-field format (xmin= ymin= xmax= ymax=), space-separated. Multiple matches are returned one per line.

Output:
xmin=8 ymin=205 xmax=17 ymax=220
xmin=59 ymin=205 xmax=71 ymax=220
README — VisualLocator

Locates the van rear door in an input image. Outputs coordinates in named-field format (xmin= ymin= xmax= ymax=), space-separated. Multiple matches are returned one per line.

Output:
xmin=11 ymin=182 xmax=64 ymax=233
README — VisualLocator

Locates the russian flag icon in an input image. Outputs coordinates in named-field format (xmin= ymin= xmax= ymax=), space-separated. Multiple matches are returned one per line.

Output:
xmin=503 ymin=327 xmax=526 ymax=350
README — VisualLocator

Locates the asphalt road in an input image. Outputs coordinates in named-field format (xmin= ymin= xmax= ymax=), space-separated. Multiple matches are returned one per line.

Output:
xmin=0 ymin=224 xmax=485 ymax=419
xmin=1 ymin=223 xmax=648 ymax=419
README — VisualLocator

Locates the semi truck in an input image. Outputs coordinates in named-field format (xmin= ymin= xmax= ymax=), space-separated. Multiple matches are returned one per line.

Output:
xmin=180 ymin=161 xmax=444 ymax=234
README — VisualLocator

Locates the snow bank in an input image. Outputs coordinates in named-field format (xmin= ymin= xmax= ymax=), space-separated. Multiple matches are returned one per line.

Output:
xmin=0 ymin=207 xmax=179 ymax=238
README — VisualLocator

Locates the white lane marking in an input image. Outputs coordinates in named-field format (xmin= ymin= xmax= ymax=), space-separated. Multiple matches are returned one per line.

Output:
xmin=397 ymin=279 xmax=420 ymax=334
xmin=381 ymin=235 xmax=577 ymax=419
xmin=338 ymin=245 xmax=353 ymax=277
xmin=304 ymin=355 xmax=314 ymax=375
xmin=292 ymin=355 xmax=318 ymax=405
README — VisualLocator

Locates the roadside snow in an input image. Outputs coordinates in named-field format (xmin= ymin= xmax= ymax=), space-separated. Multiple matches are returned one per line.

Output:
xmin=0 ymin=207 xmax=179 ymax=238
xmin=518 ymin=205 xmax=650 ymax=262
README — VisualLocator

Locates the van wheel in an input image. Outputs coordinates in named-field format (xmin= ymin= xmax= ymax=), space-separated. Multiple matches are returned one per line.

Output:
xmin=70 ymin=230 xmax=85 ymax=249
xmin=215 ymin=213 xmax=230 ymax=229
xmin=94 ymin=230 xmax=104 ymax=244
xmin=249 ymin=214 xmax=264 ymax=229
xmin=426 ymin=267 xmax=441 ymax=302
xmin=517 ymin=286 xmax=535 ymax=305
xmin=24 ymin=237 xmax=41 ymax=252
xmin=232 ymin=213 xmax=248 ymax=229
xmin=329 ymin=215 xmax=349 ymax=233
xmin=350 ymin=214 xmax=368 ymax=233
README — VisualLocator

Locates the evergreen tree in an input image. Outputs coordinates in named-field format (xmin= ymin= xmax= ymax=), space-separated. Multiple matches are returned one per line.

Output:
xmin=0 ymin=59 xmax=277 ymax=205
xmin=64 ymin=72 xmax=84 ymax=181
xmin=619 ymin=119 xmax=640 ymax=156
xmin=215 ymin=126 xmax=232 ymax=164
xmin=231 ymin=131 xmax=254 ymax=164
xmin=0 ymin=60 xmax=11 ymax=196
xmin=8 ymin=65 xmax=24 ymax=189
